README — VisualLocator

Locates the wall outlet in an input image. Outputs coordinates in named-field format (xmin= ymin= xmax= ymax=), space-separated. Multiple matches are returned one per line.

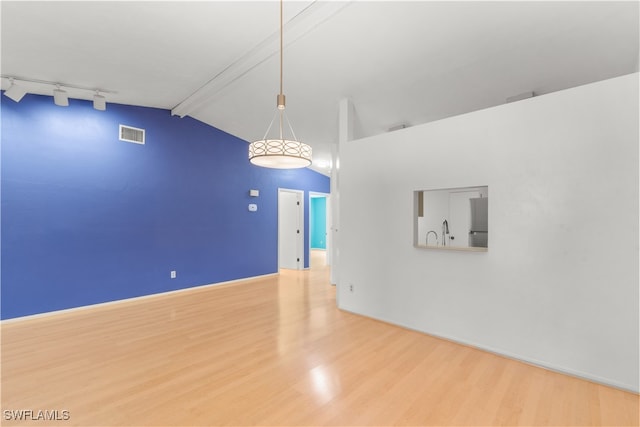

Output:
xmin=170 ymin=270 xmax=177 ymax=279
xmin=349 ymin=284 xmax=354 ymax=292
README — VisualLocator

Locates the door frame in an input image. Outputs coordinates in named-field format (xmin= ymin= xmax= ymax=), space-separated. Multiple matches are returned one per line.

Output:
xmin=309 ymin=192 xmax=331 ymax=267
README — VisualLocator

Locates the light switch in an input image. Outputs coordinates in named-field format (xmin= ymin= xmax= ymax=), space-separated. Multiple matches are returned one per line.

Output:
xmin=249 ymin=189 xmax=259 ymax=197
xmin=248 ymin=204 xmax=258 ymax=212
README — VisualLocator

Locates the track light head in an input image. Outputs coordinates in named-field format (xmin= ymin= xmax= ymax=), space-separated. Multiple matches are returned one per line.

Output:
xmin=93 ymin=91 xmax=106 ymax=111
xmin=53 ymin=85 xmax=69 ymax=106
xmin=4 ymin=79 xmax=27 ymax=102
xmin=1 ymin=76 xmax=114 ymax=111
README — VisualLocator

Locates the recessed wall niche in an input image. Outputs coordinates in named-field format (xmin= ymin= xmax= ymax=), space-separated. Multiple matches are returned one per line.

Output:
xmin=414 ymin=186 xmax=488 ymax=251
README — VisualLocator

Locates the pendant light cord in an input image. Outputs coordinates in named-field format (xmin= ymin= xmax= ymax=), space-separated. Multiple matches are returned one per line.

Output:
xmin=279 ymin=0 xmax=284 ymax=140
xmin=280 ymin=0 xmax=283 ymax=99
xmin=268 ymin=0 xmax=299 ymax=143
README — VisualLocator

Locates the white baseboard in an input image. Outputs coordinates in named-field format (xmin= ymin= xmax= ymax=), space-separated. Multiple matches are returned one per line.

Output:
xmin=1 ymin=273 xmax=279 ymax=324
xmin=338 ymin=306 xmax=639 ymax=394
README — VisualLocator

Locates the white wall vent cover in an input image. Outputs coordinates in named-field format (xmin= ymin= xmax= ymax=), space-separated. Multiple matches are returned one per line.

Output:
xmin=119 ymin=124 xmax=145 ymax=145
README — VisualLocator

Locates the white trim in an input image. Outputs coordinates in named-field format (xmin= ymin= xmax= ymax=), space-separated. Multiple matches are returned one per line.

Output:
xmin=1 ymin=273 xmax=279 ymax=324
xmin=338 ymin=307 xmax=640 ymax=394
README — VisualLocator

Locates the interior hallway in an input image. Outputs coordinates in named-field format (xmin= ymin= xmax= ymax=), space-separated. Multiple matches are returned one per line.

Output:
xmin=1 ymin=253 xmax=638 ymax=426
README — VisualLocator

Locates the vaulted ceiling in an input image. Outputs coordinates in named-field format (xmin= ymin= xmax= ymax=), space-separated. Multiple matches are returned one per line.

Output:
xmin=2 ymin=1 xmax=638 ymax=175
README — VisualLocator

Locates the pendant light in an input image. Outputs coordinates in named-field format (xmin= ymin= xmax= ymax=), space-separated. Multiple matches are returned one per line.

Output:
xmin=249 ymin=0 xmax=312 ymax=169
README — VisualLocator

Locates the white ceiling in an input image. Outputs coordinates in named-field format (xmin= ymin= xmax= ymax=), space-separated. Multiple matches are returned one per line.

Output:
xmin=2 ymin=1 xmax=638 ymax=176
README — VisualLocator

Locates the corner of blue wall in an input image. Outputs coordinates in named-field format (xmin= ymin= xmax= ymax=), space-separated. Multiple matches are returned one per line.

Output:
xmin=1 ymin=93 xmax=330 ymax=319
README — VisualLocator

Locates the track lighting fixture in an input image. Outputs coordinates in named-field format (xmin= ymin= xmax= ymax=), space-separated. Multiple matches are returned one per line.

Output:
xmin=53 ymin=85 xmax=69 ymax=106
xmin=4 ymin=78 xmax=27 ymax=102
xmin=93 ymin=91 xmax=106 ymax=111
xmin=2 ymin=75 xmax=115 ymax=110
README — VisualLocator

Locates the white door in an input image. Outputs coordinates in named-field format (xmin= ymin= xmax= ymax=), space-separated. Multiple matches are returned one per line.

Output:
xmin=278 ymin=189 xmax=304 ymax=270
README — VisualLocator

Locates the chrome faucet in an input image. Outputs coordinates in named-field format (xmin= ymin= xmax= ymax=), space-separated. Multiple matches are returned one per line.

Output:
xmin=426 ymin=230 xmax=438 ymax=246
xmin=442 ymin=220 xmax=449 ymax=246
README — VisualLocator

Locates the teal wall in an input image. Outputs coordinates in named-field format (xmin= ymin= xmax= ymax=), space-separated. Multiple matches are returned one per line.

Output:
xmin=310 ymin=197 xmax=327 ymax=249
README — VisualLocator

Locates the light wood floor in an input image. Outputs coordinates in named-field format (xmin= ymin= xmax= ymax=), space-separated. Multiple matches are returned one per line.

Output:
xmin=2 ymin=251 xmax=638 ymax=426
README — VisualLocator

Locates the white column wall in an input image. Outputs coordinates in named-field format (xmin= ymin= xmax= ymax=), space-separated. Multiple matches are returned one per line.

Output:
xmin=331 ymin=98 xmax=356 ymax=286
xmin=338 ymin=73 xmax=639 ymax=391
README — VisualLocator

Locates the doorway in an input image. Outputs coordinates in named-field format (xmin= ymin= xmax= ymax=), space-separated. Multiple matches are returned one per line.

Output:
xmin=309 ymin=192 xmax=331 ymax=269
xmin=278 ymin=189 xmax=304 ymax=270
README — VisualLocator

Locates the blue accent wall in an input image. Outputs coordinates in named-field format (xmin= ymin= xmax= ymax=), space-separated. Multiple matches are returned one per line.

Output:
xmin=310 ymin=197 xmax=327 ymax=249
xmin=1 ymin=94 xmax=329 ymax=319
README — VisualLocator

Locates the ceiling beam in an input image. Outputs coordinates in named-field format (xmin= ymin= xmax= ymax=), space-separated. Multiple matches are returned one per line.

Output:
xmin=171 ymin=1 xmax=353 ymax=119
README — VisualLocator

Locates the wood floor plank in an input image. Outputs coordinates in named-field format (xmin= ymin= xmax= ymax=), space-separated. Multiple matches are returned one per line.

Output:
xmin=1 ymin=251 xmax=638 ymax=426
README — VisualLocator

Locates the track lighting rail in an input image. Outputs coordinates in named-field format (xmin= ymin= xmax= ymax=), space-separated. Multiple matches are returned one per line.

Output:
xmin=1 ymin=75 xmax=117 ymax=94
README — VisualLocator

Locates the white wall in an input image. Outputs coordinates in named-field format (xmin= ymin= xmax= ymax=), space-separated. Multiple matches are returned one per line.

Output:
xmin=339 ymin=73 xmax=639 ymax=392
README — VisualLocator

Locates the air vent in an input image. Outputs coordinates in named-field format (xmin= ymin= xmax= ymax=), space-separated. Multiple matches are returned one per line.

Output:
xmin=119 ymin=124 xmax=145 ymax=145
